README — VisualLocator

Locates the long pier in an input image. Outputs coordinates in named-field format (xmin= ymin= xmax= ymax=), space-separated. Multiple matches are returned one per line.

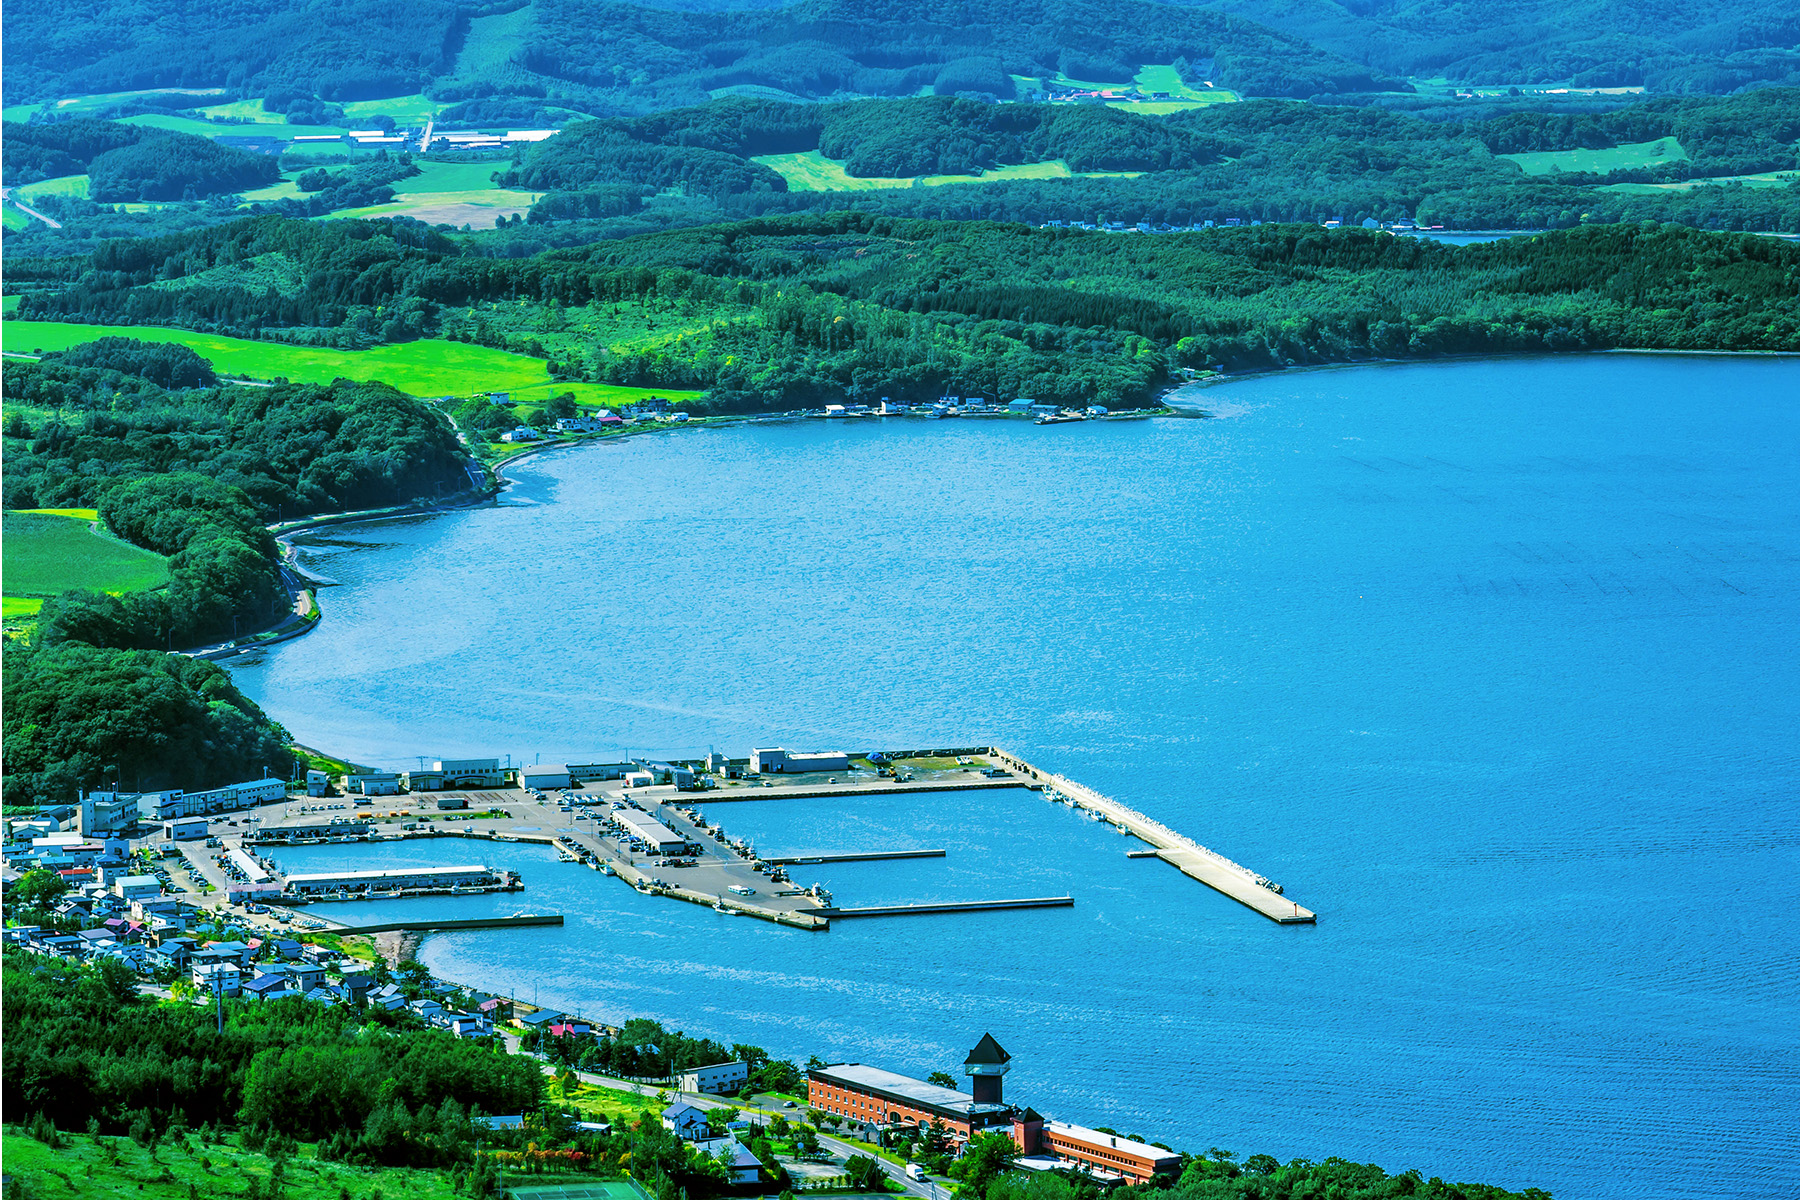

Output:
xmin=989 ymin=746 xmax=1317 ymax=924
xmin=764 ymin=849 xmax=946 ymax=865
xmin=817 ymin=896 xmax=1074 ymax=918
xmin=315 ymin=914 xmax=565 ymax=935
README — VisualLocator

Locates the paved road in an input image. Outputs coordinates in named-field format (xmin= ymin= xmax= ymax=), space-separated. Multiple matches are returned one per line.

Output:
xmin=509 ymin=1050 xmax=938 ymax=1198
xmin=2 ymin=186 xmax=64 ymax=228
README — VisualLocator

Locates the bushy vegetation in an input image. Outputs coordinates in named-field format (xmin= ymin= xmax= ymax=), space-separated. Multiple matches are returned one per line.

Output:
xmin=1 ymin=641 xmax=296 ymax=805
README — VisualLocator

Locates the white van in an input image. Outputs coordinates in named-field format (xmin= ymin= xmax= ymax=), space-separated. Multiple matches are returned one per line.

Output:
xmin=906 ymin=1164 xmax=928 ymax=1182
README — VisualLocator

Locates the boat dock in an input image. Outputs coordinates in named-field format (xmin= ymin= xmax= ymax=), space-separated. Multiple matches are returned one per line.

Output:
xmin=990 ymin=747 xmax=1317 ymax=924
xmin=817 ymin=896 xmax=1074 ymax=918
xmin=764 ymin=849 xmax=946 ymax=865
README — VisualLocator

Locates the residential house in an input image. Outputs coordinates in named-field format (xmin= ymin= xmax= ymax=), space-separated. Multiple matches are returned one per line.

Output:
xmin=661 ymin=1103 xmax=709 ymax=1140
xmin=244 ymin=974 xmax=294 ymax=1001
xmin=193 ymin=962 xmax=244 ymax=996
xmin=695 ymin=1138 xmax=764 ymax=1184
xmin=513 ymin=1009 xmax=564 ymax=1032
xmin=368 ymin=983 xmax=408 ymax=1011
xmin=411 ymin=998 xmax=448 ymax=1024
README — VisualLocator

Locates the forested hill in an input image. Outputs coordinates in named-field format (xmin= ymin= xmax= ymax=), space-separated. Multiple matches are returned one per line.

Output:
xmin=2 ymin=0 xmax=1398 ymax=111
xmin=15 ymin=214 xmax=1799 ymax=411
xmin=1200 ymin=0 xmax=1800 ymax=93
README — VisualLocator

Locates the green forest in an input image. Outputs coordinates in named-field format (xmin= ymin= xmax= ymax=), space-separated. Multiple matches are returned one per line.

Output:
xmin=1 ymin=641 xmax=297 ymax=805
xmin=13 ymin=214 xmax=1798 ymax=413
xmin=2 ymin=0 xmax=1395 ymax=115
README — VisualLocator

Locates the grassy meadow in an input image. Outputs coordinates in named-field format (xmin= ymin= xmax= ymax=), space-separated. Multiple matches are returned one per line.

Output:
xmin=1 ymin=510 xmax=170 ymax=618
xmin=2 ymin=320 xmax=704 ymax=408
xmin=754 ymin=151 xmax=1141 ymax=192
xmin=1500 ymin=136 xmax=1691 ymax=175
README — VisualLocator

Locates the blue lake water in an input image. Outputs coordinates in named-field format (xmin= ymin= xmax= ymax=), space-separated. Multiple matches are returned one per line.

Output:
xmin=232 ymin=355 xmax=1800 ymax=1200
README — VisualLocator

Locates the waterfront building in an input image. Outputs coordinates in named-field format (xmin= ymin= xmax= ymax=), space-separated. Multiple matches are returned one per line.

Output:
xmin=1013 ymin=1118 xmax=1180 ymax=1183
xmin=616 ymin=809 xmax=686 ymax=854
xmin=164 ymin=817 xmax=208 ymax=841
xmin=433 ymin=759 xmax=507 ymax=788
xmin=751 ymin=748 xmax=851 ymax=774
xmin=142 ymin=778 xmax=286 ymax=820
xmin=519 ymin=764 xmax=573 ymax=790
xmin=306 ymin=769 xmax=329 ymax=797
xmin=569 ymin=762 xmax=633 ymax=781
xmin=808 ymin=1035 xmax=1017 ymax=1142
xmin=346 ymin=771 xmax=402 ymax=796
xmin=678 ymin=1060 xmax=748 ymax=1095
xmin=283 ymin=864 xmax=499 ymax=895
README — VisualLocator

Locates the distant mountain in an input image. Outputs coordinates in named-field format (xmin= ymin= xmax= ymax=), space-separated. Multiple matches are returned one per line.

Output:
xmin=1195 ymin=0 xmax=1800 ymax=91
xmin=3 ymin=0 xmax=1402 ymax=110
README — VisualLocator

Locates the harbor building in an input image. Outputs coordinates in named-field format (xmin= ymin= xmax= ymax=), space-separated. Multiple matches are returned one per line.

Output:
xmin=434 ymin=758 xmax=507 ymax=788
xmin=283 ymin=864 xmax=499 ymax=895
xmin=616 ymin=809 xmax=687 ymax=855
xmin=519 ymin=764 xmax=573 ymax=790
xmin=751 ymin=748 xmax=851 ymax=774
xmin=347 ymin=771 xmax=402 ymax=796
xmin=570 ymin=762 xmax=633 ymax=781
xmin=164 ymin=817 xmax=208 ymax=841
xmin=141 ymin=778 xmax=287 ymax=820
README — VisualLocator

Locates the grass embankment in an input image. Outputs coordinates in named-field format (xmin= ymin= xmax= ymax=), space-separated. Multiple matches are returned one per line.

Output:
xmin=2 ymin=320 xmax=700 ymax=409
xmin=1 ymin=1129 xmax=482 ymax=1200
xmin=1 ymin=510 xmax=170 ymax=620
xmin=1500 ymin=136 xmax=1690 ymax=175
xmin=754 ymin=152 xmax=1140 ymax=192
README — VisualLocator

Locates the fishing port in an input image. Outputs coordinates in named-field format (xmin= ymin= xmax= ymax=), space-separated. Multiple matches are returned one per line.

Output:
xmin=180 ymin=745 xmax=1313 ymax=930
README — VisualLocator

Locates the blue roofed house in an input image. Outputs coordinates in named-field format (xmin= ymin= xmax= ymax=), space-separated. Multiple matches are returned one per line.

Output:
xmin=244 ymin=973 xmax=294 ymax=1001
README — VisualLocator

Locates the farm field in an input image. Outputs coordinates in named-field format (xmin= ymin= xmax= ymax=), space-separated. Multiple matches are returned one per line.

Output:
xmin=1500 ymin=136 xmax=1690 ymax=175
xmin=341 ymin=94 xmax=445 ymax=126
xmin=1 ymin=510 xmax=170 ymax=617
xmin=331 ymin=187 xmax=542 ymax=226
xmin=754 ymin=151 xmax=1142 ymax=192
xmin=1 ymin=320 xmax=703 ymax=407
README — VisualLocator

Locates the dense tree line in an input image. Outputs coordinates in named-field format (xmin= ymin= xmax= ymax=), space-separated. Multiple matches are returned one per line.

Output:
xmin=1 ymin=0 xmax=469 ymax=103
xmin=1 ymin=118 xmax=147 ymax=186
xmin=1 ymin=955 xmax=542 ymax=1152
xmin=0 ymin=641 xmax=297 ymax=805
xmin=1212 ymin=0 xmax=1800 ymax=94
xmin=2 ymin=351 xmax=471 ymax=517
xmin=87 ymin=131 xmax=281 ymax=202
xmin=14 ymin=214 xmax=1799 ymax=412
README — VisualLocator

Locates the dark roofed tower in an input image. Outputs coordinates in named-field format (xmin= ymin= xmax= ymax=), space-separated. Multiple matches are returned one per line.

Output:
xmin=964 ymin=1032 xmax=1012 ymax=1107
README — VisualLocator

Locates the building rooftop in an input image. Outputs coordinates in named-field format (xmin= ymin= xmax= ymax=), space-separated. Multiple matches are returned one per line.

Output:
xmin=814 ymin=1063 xmax=980 ymax=1114
xmin=965 ymin=1032 xmax=1011 ymax=1066
xmin=283 ymin=865 xmax=490 ymax=883
xmin=1042 ymin=1121 xmax=1179 ymax=1164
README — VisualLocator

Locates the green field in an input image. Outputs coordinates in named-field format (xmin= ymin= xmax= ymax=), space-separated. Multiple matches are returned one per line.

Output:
xmin=332 ymin=187 xmax=543 ymax=226
xmin=754 ymin=151 xmax=1141 ymax=192
xmin=2 ymin=320 xmax=703 ymax=407
xmin=1 ymin=510 xmax=170 ymax=612
xmin=0 ymin=1130 xmax=527 ymax=1200
xmin=1500 ymin=136 xmax=1690 ymax=176
xmin=1599 ymin=170 xmax=1799 ymax=193
xmin=341 ymin=94 xmax=445 ymax=125
xmin=2 ymin=207 xmax=28 ymax=231
xmin=17 ymin=174 xmax=90 ymax=202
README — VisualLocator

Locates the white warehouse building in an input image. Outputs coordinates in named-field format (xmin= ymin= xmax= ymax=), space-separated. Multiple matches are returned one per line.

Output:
xmin=284 ymin=865 xmax=499 ymax=895
xmin=751 ymin=748 xmax=850 ymax=774
xmin=679 ymin=1061 xmax=749 ymax=1095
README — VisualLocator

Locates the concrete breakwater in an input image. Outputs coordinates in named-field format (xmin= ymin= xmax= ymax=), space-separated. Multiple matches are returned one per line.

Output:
xmin=989 ymin=747 xmax=1317 ymax=924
